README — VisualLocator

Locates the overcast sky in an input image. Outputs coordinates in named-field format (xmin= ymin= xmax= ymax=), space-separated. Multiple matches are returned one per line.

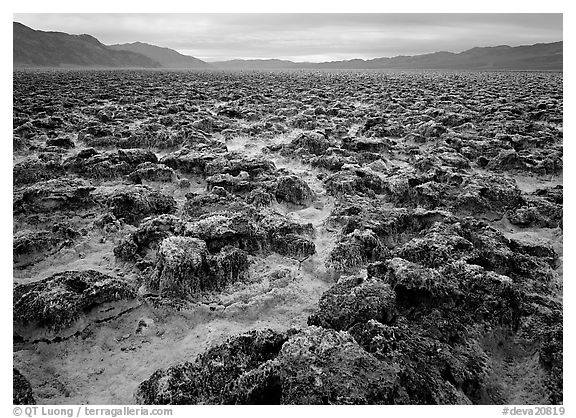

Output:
xmin=13 ymin=13 xmax=562 ymax=62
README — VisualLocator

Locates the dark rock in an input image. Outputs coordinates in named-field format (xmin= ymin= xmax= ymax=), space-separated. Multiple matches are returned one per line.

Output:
xmin=533 ymin=185 xmax=563 ymax=205
xmin=270 ymin=233 xmax=315 ymax=260
xmin=308 ymin=275 xmax=396 ymax=331
xmin=454 ymin=174 xmax=523 ymax=213
xmin=13 ymin=224 xmax=78 ymax=268
xmin=160 ymin=149 xmax=221 ymax=175
xmin=260 ymin=212 xmax=315 ymax=256
xmin=457 ymin=220 xmax=556 ymax=286
xmin=64 ymin=148 xmax=158 ymax=180
xmin=13 ymin=134 xmax=31 ymax=152
xmin=327 ymin=229 xmax=386 ymax=272
xmin=349 ymin=319 xmax=479 ymax=404
xmin=13 ymin=157 xmax=65 ymax=186
xmin=14 ymin=230 xmax=62 ymax=268
xmin=13 ymin=270 xmax=136 ymax=330
xmin=207 ymin=245 xmax=251 ymax=289
xmin=395 ymin=258 xmax=523 ymax=329
xmin=148 ymin=236 xmax=209 ymax=296
xmin=135 ymin=328 xmax=288 ymax=404
xmin=417 ymin=120 xmax=447 ymax=138
xmin=184 ymin=212 xmax=261 ymax=253
xmin=13 ymin=368 xmax=36 ymax=405
xmin=534 ymin=321 xmax=563 ymax=404
xmin=135 ymin=326 xmax=397 ymax=405
xmin=77 ymin=147 xmax=99 ymax=159
xmin=14 ymin=177 xmax=96 ymax=214
xmin=100 ymin=185 xmax=177 ymax=225
xmin=46 ymin=136 xmax=75 ymax=148
xmin=275 ymin=175 xmax=316 ymax=206
xmin=148 ymin=236 xmax=250 ymax=297
xmin=437 ymin=151 xmax=471 ymax=169
xmin=374 ymin=257 xmax=462 ymax=307
xmin=342 ymin=136 xmax=392 ymax=153
xmin=183 ymin=189 xmax=252 ymax=219
xmin=289 ymin=132 xmax=330 ymax=155
xmin=113 ymin=238 xmax=139 ymax=261
xmin=183 ymin=206 xmax=314 ymax=259
xmin=310 ymin=154 xmax=357 ymax=171
xmin=509 ymin=196 xmax=562 ymax=228
xmin=362 ymin=116 xmax=387 ymax=131
xmin=206 ymin=171 xmax=254 ymax=194
xmin=487 ymin=149 xmax=525 ymax=171
xmin=218 ymin=107 xmax=243 ymax=119
xmin=509 ymin=237 xmax=558 ymax=267
xmin=394 ymin=225 xmax=474 ymax=268
xmin=267 ymin=326 xmax=397 ymax=404
xmin=331 ymin=200 xmax=453 ymax=249
xmin=118 ymin=149 xmax=159 ymax=166
xmin=204 ymin=154 xmax=276 ymax=178
xmin=178 ymin=178 xmax=191 ymax=188
xmin=246 ymin=188 xmax=274 ymax=207
xmin=128 ymin=162 xmax=178 ymax=183
xmin=325 ymin=167 xmax=385 ymax=197
xmin=114 ymin=214 xmax=187 ymax=261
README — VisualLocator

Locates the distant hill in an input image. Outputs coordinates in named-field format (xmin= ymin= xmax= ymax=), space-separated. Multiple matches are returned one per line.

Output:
xmin=213 ymin=41 xmax=563 ymax=71
xmin=13 ymin=22 xmax=160 ymax=68
xmin=360 ymin=42 xmax=563 ymax=70
xmin=109 ymin=42 xmax=210 ymax=69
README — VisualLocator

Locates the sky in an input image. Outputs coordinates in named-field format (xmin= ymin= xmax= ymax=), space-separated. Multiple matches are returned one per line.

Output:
xmin=13 ymin=13 xmax=563 ymax=62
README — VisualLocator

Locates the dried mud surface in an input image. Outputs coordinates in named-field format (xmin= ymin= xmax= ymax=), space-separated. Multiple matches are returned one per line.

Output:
xmin=13 ymin=70 xmax=562 ymax=405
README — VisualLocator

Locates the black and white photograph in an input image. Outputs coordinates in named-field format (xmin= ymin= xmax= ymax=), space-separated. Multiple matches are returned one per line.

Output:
xmin=10 ymin=5 xmax=567 ymax=413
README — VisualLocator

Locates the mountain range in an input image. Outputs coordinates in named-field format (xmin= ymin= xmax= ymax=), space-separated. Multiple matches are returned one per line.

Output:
xmin=13 ymin=22 xmax=160 ymax=68
xmin=108 ymin=42 xmax=210 ymax=68
xmin=13 ymin=22 xmax=563 ymax=71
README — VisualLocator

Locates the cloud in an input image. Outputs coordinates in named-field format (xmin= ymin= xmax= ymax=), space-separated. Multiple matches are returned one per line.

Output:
xmin=13 ymin=13 xmax=563 ymax=62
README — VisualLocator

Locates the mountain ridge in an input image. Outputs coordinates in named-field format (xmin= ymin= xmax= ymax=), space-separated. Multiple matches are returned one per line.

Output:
xmin=13 ymin=22 xmax=161 ymax=68
xmin=13 ymin=22 xmax=562 ymax=71
xmin=108 ymin=41 xmax=210 ymax=68
xmin=212 ymin=41 xmax=562 ymax=70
